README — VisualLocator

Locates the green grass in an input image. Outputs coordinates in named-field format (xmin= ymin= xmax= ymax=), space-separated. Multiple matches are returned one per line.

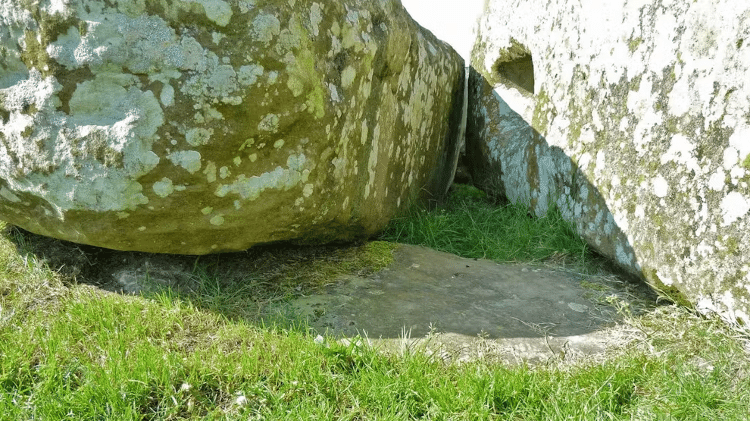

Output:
xmin=380 ymin=184 xmax=593 ymax=268
xmin=1 ymin=187 xmax=750 ymax=419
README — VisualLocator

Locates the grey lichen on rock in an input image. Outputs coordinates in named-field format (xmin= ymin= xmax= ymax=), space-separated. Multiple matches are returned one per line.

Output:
xmin=0 ymin=0 xmax=465 ymax=254
xmin=469 ymin=0 xmax=750 ymax=325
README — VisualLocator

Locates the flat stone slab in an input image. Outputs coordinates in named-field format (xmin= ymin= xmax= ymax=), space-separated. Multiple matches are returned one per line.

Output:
xmin=276 ymin=244 xmax=657 ymax=364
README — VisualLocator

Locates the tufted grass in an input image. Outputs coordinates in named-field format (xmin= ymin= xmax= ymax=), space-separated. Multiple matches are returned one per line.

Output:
xmin=379 ymin=184 xmax=597 ymax=270
xmin=2 ymin=197 xmax=750 ymax=419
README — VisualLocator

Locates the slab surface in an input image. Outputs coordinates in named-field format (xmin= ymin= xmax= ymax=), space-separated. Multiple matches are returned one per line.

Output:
xmin=278 ymin=244 xmax=656 ymax=363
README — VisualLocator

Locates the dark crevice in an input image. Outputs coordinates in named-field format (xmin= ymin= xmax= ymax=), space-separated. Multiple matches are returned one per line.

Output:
xmin=496 ymin=53 xmax=535 ymax=95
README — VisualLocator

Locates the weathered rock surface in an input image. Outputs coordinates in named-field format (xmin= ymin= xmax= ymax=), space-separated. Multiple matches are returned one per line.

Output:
xmin=468 ymin=0 xmax=750 ymax=323
xmin=0 ymin=0 xmax=464 ymax=254
xmin=279 ymin=244 xmax=657 ymax=364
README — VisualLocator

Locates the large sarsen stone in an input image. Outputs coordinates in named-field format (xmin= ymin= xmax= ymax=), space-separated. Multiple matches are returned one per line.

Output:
xmin=469 ymin=0 xmax=750 ymax=324
xmin=0 ymin=0 xmax=464 ymax=254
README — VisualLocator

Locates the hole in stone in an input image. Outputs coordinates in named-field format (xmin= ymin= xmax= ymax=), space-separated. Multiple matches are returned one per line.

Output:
xmin=493 ymin=40 xmax=535 ymax=95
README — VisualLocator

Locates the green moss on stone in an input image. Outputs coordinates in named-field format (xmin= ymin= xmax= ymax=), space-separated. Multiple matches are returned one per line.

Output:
xmin=69 ymin=130 xmax=125 ymax=167
xmin=285 ymin=17 xmax=327 ymax=119
xmin=629 ymin=74 xmax=642 ymax=92
xmin=741 ymin=154 xmax=750 ymax=170
xmin=0 ymin=97 xmax=10 ymax=123
xmin=676 ymin=51 xmax=685 ymax=66
xmin=77 ymin=20 xmax=88 ymax=37
xmin=17 ymin=9 xmax=78 ymax=77
xmin=566 ymin=104 xmax=584 ymax=146
xmin=481 ymin=38 xmax=533 ymax=87
xmin=652 ymin=214 xmax=666 ymax=231
xmin=699 ymin=122 xmax=736 ymax=164
xmin=268 ymin=241 xmax=398 ymax=291
xmin=22 ymin=103 xmax=38 ymax=116
xmin=357 ymin=241 xmax=398 ymax=271
xmin=302 ymin=52 xmax=326 ymax=119
xmin=19 ymin=30 xmax=50 ymax=75
xmin=628 ymin=37 xmax=643 ymax=53
xmin=532 ymin=89 xmax=553 ymax=135
xmin=493 ymin=38 xmax=530 ymax=67
xmin=722 ymin=236 xmax=740 ymax=257
xmin=645 ymin=268 xmax=693 ymax=308
xmin=526 ymin=140 xmax=541 ymax=207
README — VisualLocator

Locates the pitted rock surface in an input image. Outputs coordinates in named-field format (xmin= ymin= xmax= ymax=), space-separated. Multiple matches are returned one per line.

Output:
xmin=468 ymin=0 xmax=750 ymax=324
xmin=0 ymin=0 xmax=464 ymax=254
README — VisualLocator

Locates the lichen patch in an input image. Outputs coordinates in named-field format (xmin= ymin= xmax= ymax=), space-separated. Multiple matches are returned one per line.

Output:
xmin=152 ymin=177 xmax=175 ymax=198
xmin=721 ymin=192 xmax=750 ymax=227
xmin=214 ymin=154 xmax=310 ymax=201
xmin=252 ymin=13 xmax=281 ymax=43
xmin=167 ymin=151 xmax=202 ymax=174
xmin=180 ymin=0 xmax=233 ymax=26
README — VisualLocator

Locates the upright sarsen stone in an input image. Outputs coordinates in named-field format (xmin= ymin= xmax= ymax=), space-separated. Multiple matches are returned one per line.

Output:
xmin=0 ymin=0 xmax=465 ymax=254
xmin=469 ymin=0 xmax=750 ymax=323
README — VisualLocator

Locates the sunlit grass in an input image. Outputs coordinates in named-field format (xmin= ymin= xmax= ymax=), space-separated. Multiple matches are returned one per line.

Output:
xmin=2 ymin=190 xmax=749 ymax=420
xmin=380 ymin=184 xmax=594 ymax=269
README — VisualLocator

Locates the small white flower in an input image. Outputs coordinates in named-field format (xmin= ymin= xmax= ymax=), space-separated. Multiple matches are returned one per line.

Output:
xmin=235 ymin=395 xmax=248 ymax=406
xmin=314 ymin=335 xmax=325 ymax=345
